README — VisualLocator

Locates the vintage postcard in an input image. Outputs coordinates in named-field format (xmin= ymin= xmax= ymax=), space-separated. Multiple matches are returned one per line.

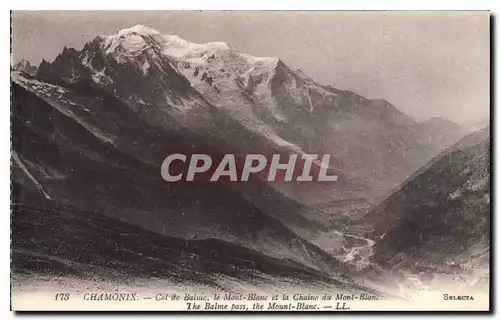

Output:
xmin=10 ymin=11 xmax=490 ymax=311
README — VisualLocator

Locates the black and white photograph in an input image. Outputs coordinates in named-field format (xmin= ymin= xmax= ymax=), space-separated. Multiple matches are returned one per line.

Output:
xmin=9 ymin=10 xmax=491 ymax=311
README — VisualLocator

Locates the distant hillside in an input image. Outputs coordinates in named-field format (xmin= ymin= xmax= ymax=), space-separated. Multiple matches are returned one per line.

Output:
xmin=363 ymin=127 xmax=490 ymax=271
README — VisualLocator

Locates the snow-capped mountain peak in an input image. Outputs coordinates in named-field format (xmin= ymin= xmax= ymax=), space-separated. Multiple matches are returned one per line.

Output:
xmin=13 ymin=59 xmax=37 ymax=75
xmin=81 ymin=25 xmax=343 ymax=133
xmin=100 ymin=26 xmax=231 ymax=64
xmin=116 ymin=24 xmax=161 ymax=36
xmin=96 ymin=25 xmax=287 ymax=82
xmin=14 ymin=58 xmax=31 ymax=69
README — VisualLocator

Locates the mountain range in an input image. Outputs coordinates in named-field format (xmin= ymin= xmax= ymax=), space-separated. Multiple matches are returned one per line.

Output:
xmin=11 ymin=25 xmax=486 ymax=292
xmin=32 ymin=25 xmax=466 ymax=205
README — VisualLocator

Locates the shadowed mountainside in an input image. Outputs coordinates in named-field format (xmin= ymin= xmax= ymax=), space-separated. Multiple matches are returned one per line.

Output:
xmin=363 ymin=127 xmax=490 ymax=271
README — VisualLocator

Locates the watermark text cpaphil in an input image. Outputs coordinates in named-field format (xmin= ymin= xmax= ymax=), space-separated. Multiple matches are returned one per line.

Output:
xmin=160 ymin=153 xmax=339 ymax=182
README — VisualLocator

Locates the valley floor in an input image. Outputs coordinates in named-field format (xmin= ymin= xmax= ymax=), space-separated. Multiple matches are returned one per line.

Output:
xmin=313 ymin=226 xmax=490 ymax=311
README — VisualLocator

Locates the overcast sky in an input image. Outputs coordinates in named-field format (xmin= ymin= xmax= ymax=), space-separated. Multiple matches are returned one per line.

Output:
xmin=11 ymin=11 xmax=490 ymax=125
